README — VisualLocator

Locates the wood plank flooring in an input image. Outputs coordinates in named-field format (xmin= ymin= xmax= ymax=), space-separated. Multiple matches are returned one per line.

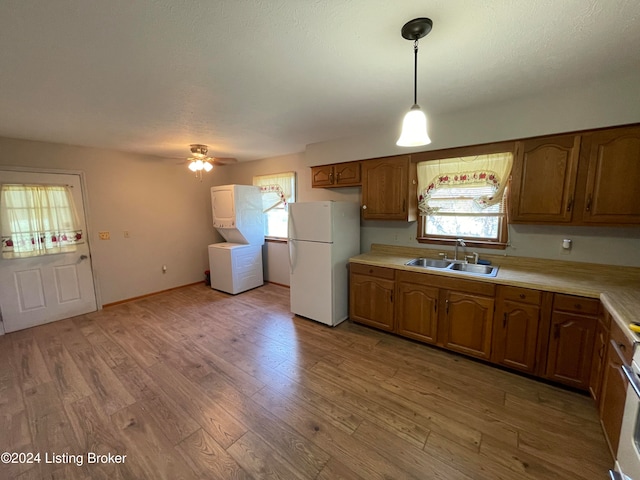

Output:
xmin=0 ymin=283 xmax=612 ymax=479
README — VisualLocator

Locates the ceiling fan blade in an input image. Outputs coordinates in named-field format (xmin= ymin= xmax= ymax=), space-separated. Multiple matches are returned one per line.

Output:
xmin=212 ymin=157 xmax=238 ymax=165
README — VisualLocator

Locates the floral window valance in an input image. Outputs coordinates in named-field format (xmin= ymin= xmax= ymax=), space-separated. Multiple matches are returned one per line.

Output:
xmin=253 ymin=171 xmax=296 ymax=213
xmin=1 ymin=184 xmax=84 ymax=259
xmin=417 ymin=152 xmax=513 ymax=215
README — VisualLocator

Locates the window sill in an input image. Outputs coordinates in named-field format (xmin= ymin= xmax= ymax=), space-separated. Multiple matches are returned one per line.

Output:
xmin=417 ymin=237 xmax=508 ymax=250
xmin=265 ymin=237 xmax=288 ymax=244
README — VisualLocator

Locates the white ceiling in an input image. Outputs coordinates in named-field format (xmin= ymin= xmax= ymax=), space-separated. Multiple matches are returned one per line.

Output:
xmin=0 ymin=1 xmax=639 ymax=162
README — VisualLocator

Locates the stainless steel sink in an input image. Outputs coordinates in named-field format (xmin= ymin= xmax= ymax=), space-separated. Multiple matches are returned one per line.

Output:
xmin=405 ymin=258 xmax=452 ymax=269
xmin=405 ymin=257 xmax=499 ymax=277
xmin=448 ymin=263 xmax=499 ymax=277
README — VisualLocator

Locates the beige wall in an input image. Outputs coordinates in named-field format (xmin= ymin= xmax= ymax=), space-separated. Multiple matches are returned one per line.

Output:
xmin=0 ymin=137 xmax=222 ymax=305
xmin=221 ymin=71 xmax=640 ymax=271
xmin=2 ymin=71 xmax=639 ymax=306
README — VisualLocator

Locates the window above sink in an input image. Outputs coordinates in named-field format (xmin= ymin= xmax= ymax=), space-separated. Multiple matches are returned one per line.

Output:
xmin=414 ymin=148 xmax=514 ymax=249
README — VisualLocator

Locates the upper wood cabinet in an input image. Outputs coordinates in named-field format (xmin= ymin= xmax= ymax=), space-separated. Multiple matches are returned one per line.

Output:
xmin=361 ymin=155 xmax=417 ymax=221
xmin=510 ymin=124 xmax=640 ymax=226
xmin=581 ymin=126 xmax=640 ymax=224
xmin=311 ymin=161 xmax=361 ymax=188
xmin=510 ymin=135 xmax=580 ymax=223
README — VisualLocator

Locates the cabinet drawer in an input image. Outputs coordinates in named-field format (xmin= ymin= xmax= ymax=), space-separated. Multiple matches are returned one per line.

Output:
xmin=499 ymin=286 xmax=542 ymax=305
xmin=350 ymin=263 xmax=395 ymax=280
xmin=553 ymin=294 xmax=599 ymax=315
xmin=610 ymin=319 xmax=633 ymax=365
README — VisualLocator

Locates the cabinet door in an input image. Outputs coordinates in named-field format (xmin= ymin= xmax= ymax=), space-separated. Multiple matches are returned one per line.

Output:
xmin=335 ymin=161 xmax=361 ymax=186
xmin=361 ymin=155 xmax=413 ymax=220
xmin=546 ymin=312 xmax=597 ymax=389
xmin=582 ymin=126 xmax=640 ymax=224
xmin=510 ymin=135 xmax=580 ymax=223
xmin=349 ymin=272 xmax=395 ymax=331
xmin=441 ymin=291 xmax=494 ymax=360
xmin=396 ymin=281 xmax=439 ymax=344
xmin=492 ymin=300 xmax=540 ymax=373
xmin=599 ymin=340 xmax=629 ymax=458
xmin=311 ymin=165 xmax=335 ymax=187
xmin=589 ymin=319 xmax=608 ymax=404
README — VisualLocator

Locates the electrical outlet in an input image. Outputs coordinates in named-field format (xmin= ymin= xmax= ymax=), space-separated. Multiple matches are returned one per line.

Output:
xmin=98 ymin=231 xmax=110 ymax=240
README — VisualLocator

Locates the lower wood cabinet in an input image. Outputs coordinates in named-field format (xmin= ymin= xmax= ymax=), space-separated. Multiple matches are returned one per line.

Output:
xmin=589 ymin=313 xmax=611 ymax=404
xmin=349 ymin=261 xmax=633 ymax=465
xmin=395 ymin=271 xmax=439 ymax=344
xmin=394 ymin=272 xmax=495 ymax=360
xmin=349 ymin=264 xmax=395 ymax=331
xmin=350 ymin=264 xmax=607 ymax=394
xmin=544 ymin=294 xmax=599 ymax=389
xmin=441 ymin=290 xmax=494 ymax=360
xmin=492 ymin=286 xmax=547 ymax=374
xmin=598 ymin=315 xmax=633 ymax=458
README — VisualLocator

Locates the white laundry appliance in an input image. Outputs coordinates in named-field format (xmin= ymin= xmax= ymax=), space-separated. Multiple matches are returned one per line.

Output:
xmin=288 ymin=201 xmax=360 ymax=326
xmin=208 ymin=185 xmax=264 ymax=294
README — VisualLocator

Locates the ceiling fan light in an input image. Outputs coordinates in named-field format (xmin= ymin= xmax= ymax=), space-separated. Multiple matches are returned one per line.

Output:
xmin=396 ymin=105 xmax=431 ymax=147
xmin=188 ymin=160 xmax=199 ymax=172
xmin=203 ymin=161 xmax=213 ymax=172
xmin=195 ymin=159 xmax=204 ymax=170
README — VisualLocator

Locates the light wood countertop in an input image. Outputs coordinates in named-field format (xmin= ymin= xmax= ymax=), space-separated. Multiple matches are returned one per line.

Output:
xmin=350 ymin=244 xmax=640 ymax=344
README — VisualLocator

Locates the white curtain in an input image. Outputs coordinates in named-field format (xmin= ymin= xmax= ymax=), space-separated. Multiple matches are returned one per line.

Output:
xmin=252 ymin=171 xmax=296 ymax=212
xmin=1 ymin=184 xmax=84 ymax=258
xmin=417 ymin=152 xmax=513 ymax=215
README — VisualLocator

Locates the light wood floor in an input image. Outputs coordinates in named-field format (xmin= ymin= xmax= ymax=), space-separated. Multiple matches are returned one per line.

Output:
xmin=0 ymin=283 xmax=612 ymax=479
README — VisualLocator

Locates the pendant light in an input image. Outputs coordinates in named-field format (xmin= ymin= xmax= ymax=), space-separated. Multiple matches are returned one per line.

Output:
xmin=396 ymin=17 xmax=433 ymax=147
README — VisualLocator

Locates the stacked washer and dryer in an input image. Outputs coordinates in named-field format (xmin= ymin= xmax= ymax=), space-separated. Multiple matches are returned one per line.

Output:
xmin=208 ymin=185 xmax=264 ymax=294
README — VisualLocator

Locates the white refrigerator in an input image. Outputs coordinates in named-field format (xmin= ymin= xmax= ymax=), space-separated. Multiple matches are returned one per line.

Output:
xmin=288 ymin=201 xmax=360 ymax=326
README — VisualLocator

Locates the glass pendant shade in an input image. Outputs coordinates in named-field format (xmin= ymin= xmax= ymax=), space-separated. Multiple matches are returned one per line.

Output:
xmin=396 ymin=104 xmax=431 ymax=146
xmin=188 ymin=160 xmax=198 ymax=172
xmin=203 ymin=161 xmax=213 ymax=172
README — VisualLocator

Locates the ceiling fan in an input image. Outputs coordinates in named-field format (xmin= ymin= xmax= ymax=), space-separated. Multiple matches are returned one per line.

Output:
xmin=184 ymin=144 xmax=237 ymax=175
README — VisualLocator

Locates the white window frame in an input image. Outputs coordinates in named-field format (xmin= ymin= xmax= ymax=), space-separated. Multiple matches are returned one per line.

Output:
xmin=416 ymin=152 xmax=513 ymax=248
xmin=252 ymin=171 xmax=296 ymax=239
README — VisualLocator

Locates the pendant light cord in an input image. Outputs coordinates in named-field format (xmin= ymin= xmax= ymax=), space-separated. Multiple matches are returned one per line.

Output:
xmin=413 ymin=39 xmax=419 ymax=105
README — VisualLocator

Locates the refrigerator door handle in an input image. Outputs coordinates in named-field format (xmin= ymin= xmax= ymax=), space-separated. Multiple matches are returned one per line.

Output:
xmin=288 ymin=239 xmax=294 ymax=274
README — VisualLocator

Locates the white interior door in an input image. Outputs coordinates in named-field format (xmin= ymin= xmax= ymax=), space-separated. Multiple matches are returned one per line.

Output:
xmin=0 ymin=170 xmax=97 ymax=333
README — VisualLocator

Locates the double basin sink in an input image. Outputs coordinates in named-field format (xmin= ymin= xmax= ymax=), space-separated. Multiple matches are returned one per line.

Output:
xmin=405 ymin=258 xmax=499 ymax=277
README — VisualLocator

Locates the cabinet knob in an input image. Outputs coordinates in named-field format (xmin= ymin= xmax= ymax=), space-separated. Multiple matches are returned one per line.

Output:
xmin=362 ymin=205 xmax=367 ymax=210
xmin=519 ymin=294 xmax=525 ymax=299
xmin=574 ymin=303 xmax=582 ymax=310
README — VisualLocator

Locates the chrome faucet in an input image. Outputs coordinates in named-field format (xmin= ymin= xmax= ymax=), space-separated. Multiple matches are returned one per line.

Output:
xmin=454 ymin=238 xmax=465 ymax=261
